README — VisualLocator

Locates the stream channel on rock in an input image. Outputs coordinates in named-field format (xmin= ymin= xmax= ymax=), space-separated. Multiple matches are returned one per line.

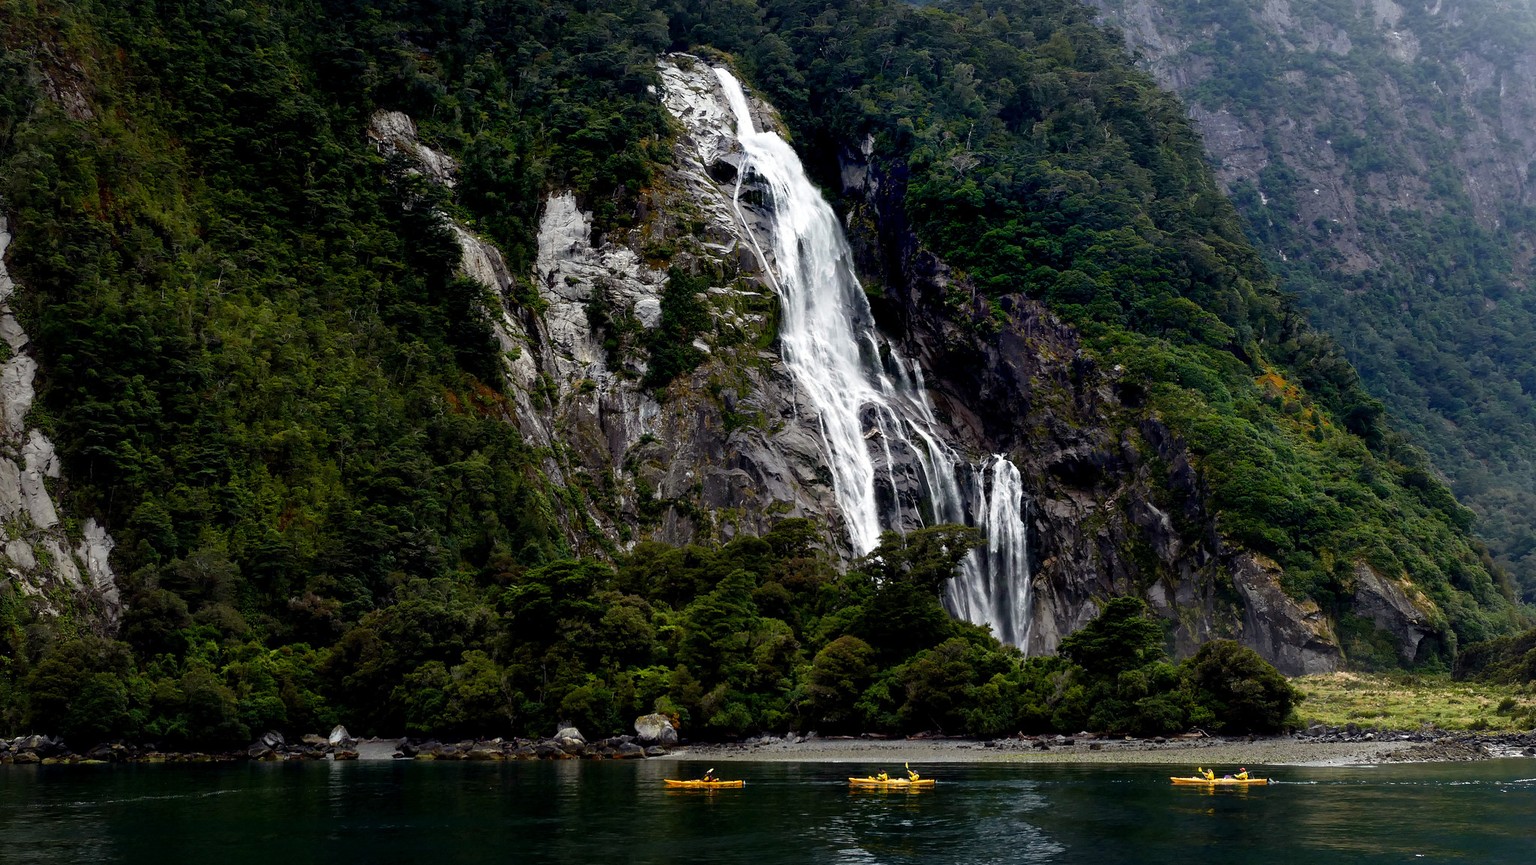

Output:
xmin=712 ymin=67 xmax=1033 ymax=647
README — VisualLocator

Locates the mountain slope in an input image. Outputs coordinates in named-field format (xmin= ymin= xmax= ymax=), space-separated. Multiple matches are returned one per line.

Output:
xmin=0 ymin=0 xmax=1522 ymax=744
xmin=1088 ymin=0 xmax=1536 ymax=598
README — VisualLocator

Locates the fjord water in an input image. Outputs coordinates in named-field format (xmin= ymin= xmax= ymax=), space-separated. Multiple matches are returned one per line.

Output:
xmin=712 ymin=69 xmax=1033 ymax=647
xmin=4 ymin=760 xmax=1533 ymax=863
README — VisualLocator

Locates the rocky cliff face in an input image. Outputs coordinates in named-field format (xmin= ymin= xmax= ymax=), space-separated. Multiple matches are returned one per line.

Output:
xmin=837 ymin=154 xmax=1343 ymax=674
xmin=0 ymin=215 xmax=119 ymax=629
xmin=370 ymin=58 xmax=846 ymax=555
xmin=1088 ymin=0 xmax=1536 ymax=594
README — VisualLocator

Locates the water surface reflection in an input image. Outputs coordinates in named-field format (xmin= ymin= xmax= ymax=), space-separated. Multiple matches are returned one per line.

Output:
xmin=0 ymin=759 xmax=1531 ymax=863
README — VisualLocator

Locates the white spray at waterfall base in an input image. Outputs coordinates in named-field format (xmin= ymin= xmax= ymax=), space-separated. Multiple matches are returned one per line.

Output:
xmin=711 ymin=68 xmax=1034 ymax=648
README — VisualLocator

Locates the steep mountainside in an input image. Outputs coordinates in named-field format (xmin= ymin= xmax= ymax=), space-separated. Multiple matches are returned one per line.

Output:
xmin=0 ymin=0 xmax=1523 ymax=745
xmin=1088 ymin=0 xmax=1536 ymax=598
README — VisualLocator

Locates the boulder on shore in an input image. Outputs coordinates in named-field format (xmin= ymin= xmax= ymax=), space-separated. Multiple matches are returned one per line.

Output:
xmin=634 ymin=714 xmax=678 ymax=746
xmin=328 ymin=725 xmax=353 ymax=745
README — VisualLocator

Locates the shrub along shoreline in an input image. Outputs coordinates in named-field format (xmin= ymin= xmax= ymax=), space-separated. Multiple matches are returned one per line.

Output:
xmin=4 ymin=525 xmax=1301 ymax=751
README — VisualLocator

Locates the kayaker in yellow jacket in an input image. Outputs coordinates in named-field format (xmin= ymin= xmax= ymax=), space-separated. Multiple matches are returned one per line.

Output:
xmin=1197 ymin=767 xmax=1215 ymax=781
xmin=906 ymin=763 xmax=920 ymax=781
xmin=703 ymin=768 xmax=717 ymax=782
xmin=877 ymin=771 xmax=889 ymax=781
xmin=1235 ymin=768 xmax=1249 ymax=780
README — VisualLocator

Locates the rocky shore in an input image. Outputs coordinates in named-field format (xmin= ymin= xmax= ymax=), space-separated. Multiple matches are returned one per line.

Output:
xmin=0 ymin=730 xmax=668 ymax=765
xmin=0 ymin=715 xmax=687 ymax=765
xmin=5 ymin=720 xmax=1533 ymax=767
xmin=673 ymin=725 xmax=1536 ymax=767
xmin=385 ymin=715 xmax=683 ymax=762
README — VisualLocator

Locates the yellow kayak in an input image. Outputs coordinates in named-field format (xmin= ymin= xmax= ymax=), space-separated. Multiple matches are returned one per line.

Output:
xmin=1170 ymin=776 xmax=1269 ymax=786
xmin=664 ymin=779 xmax=744 ymax=788
xmin=848 ymin=777 xmax=936 ymax=789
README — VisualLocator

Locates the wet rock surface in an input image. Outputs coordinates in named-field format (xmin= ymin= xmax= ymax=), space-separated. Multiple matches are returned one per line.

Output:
xmin=394 ymin=731 xmax=671 ymax=762
xmin=838 ymin=149 xmax=1346 ymax=674
xmin=1297 ymin=723 xmax=1536 ymax=762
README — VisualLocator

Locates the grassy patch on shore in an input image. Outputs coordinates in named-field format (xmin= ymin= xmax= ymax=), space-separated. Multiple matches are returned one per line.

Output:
xmin=1293 ymin=672 xmax=1536 ymax=732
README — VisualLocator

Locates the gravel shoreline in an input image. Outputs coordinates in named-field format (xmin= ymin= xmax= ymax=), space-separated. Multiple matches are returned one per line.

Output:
xmin=10 ymin=727 xmax=1530 ymax=767
xmin=666 ymin=732 xmax=1536 ymax=767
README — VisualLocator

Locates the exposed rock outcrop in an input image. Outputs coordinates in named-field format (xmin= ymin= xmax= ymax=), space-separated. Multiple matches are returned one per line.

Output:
xmin=837 ymin=148 xmax=1344 ymax=674
xmin=372 ymin=57 xmax=849 ymax=554
xmin=0 ymin=214 xmax=120 ymax=628
xmin=1232 ymin=556 xmax=1342 ymax=675
xmin=366 ymin=111 xmax=458 ymax=188
xmin=1351 ymin=563 xmax=1438 ymax=663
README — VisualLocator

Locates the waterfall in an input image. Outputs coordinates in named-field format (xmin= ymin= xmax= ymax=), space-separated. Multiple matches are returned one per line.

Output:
xmin=713 ymin=68 xmax=1034 ymax=648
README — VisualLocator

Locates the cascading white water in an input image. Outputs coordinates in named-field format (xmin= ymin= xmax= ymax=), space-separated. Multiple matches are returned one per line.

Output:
xmin=713 ymin=68 xmax=1034 ymax=648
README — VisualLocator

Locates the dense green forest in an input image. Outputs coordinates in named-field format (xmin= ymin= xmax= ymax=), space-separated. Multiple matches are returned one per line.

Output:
xmin=1454 ymin=623 xmax=1536 ymax=687
xmin=1090 ymin=0 xmax=1536 ymax=600
xmin=0 ymin=0 xmax=1521 ymax=747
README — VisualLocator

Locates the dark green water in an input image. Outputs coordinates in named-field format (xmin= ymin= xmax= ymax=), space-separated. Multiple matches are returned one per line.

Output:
xmin=3 ymin=759 xmax=1533 ymax=863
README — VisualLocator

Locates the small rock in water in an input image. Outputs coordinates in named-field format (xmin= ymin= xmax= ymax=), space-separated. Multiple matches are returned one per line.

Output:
xmin=85 ymin=743 xmax=118 ymax=762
